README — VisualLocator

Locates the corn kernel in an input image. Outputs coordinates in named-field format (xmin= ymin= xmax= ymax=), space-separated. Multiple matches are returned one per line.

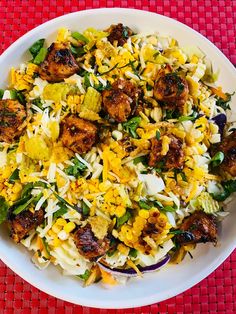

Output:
xmin=64 ymin=222 xmax=76 ymax=233
xmin=52 ymin=224 xmax=62 ymax=234
xmin=139 ymin=209 xmax=150 ymax=219
xmin=56 ymin=218 xmax=67 ymax=227
xmin=53 ymin=237 xmax=62 ymax=247
xmin=48 ymin=230 xmax=56 ymax=237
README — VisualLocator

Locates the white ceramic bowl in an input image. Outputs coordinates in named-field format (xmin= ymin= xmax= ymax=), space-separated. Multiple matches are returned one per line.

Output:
xmin=0 ymin=8 xmax=236 ymax=309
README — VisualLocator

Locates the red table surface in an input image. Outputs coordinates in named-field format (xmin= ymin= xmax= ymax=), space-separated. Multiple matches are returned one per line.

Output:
xmin=0 ymin=1 xmax=236 ymax=313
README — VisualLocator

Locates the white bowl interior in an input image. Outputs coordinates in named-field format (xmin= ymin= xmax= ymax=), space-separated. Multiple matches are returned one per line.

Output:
xmin=0 ymin=8 xmax=236 ymax=308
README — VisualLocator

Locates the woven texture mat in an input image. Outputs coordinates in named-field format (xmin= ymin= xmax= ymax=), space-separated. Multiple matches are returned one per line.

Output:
xmin=0 ymin=1 xmax=236 ymax=313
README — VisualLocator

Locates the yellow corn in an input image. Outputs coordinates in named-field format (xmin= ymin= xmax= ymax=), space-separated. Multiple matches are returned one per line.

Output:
xmin=64 ymin=222 xmax=76 ymax=233
xmin=56 ymin=218 xmax=67 ymax=227
xmin=53 ymin=238 xmax=62 ymax=248
xmin=139 ymin=209 xmax=150 ymax=219
xmin=52 ymin=224 xmax=62 ymax=234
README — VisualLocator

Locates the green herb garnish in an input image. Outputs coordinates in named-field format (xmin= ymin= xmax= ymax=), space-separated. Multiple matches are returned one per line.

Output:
xmin=29 ymin=39 xmax=45 ymax=58
xmin=65 ymin=156 xmax=87 ymax=178
xmin=82 ymin=201 xmax=90 ymax=216
xmin=9 ymin=168 xmax=20 ymax=183
xmin=210 ymin=151 xmax=224 ymax=167
xmin=0 ymin=196 xmax=9 ymax=224
xmin=138 ymin=200 xmax=152 ymax=210
xmin=71 ymin=32 xmax=89 ymax=43
xmin=33 ymin=47 xmax=48 ymax=65
xmin=122 ymin=116 xmax=141 ymax=138
xmin=116 ymin=211 xmax=131 ymax=228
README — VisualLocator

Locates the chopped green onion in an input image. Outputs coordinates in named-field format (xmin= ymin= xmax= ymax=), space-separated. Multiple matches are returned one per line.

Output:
xmin=8 ymin=168 xmax=20 ymax=183
xmin=156 ymin=130 xmax=161 ymax=140
xmin=77 ymin=269 xmax=90 ymax=281
xmin=0 ymin=89 xmax=4 ymax=99
xmin=129 ymin=248 xmax=138 ymax=258
xmin=53 ymin=204 xmax=68 ymax=219
xmin=210 ymin=151 xmax=224 ymax=167
xmin=0 ymin=196 xmax=9 ymax=224
xmin=29 ymin=39 xmax=45 ymax=58
xmin=71 ymin=32 xmax=89 ymax=43
xmin=138 ymin=200 xmax=151 ymax=210
xmin=116 ymin=211 xmax=131 ymax=228
xmin=13 ymin=196 xmax=35 ymax=215
xmin=33 ymin=47 xmax=48 ymax=65
xmin=82 ymin=201 xmax=90 ymax=216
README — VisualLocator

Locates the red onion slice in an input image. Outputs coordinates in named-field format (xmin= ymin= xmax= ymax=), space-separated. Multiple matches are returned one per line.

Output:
xmin=98 ymin=254 xmax=170 ymax=277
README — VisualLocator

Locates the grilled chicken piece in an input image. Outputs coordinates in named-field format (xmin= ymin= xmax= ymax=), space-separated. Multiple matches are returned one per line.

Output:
xmin=213 ymin=130 xmax=236 ymax=177
xmin=107 ymin=23 xmax=133 ymax=47
xmin=9 ymin=209 xmax=44 ymax=243
xmin=154 ymin=70 xmax=189 ymax=112
xmin=176 ymin=211 xmax=217 ymax=245
xmin=74 ymin=224 xmax=110 ymax=261
xmin=60 ymin=115 xmax=97 ymax=154
xmin=0 ymin=99 xmax=27 ymax=143
xmin=38 ymin=42 xmax=79 ymax=82
xmin=102 ymin=79 xmax=140 ymax=122
xmin=148 ymin=135 xmax=184 ymax=169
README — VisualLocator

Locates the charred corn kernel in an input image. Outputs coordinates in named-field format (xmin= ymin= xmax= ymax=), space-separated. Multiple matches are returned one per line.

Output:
xmin=52 ymin=224 xmax=62 ymax=234
xmin=56 ymin=218 xmax=67 ymax=227
xmin=64 ymin=222 xmax=76 ymax=233
xmin=117 ymin=243 xmax=130 ymax=255
xmin=139 ymin=209 xmax=150 ymax=219
xmin=53 ymin=237 xmax=62 ymax=247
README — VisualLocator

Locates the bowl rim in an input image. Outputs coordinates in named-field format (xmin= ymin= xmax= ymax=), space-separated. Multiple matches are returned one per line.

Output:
xmin=0 ymin=7 xmax=236 ymax=309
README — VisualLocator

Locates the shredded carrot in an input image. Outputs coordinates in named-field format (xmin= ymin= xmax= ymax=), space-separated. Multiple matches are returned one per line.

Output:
xmin=211 ymin=86 xmax=228 ymax=101
xmin=100 ymin=267 xmax=117 ymax=285
xmin=36 ymin=235 xmax=44 ymax=251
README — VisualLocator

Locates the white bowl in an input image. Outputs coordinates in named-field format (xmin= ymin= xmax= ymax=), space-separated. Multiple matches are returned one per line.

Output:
xmin=0 ymin=8 xmax=236 ymax=309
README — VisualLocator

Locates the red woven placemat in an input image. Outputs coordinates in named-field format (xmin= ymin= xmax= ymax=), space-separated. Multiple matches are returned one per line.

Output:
xmin=0 ymin=1 xmax=236 ymax=313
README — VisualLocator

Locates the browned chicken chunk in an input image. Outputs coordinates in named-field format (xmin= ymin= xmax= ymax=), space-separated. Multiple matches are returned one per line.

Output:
xmin=102 ymin=79 xmax=140 ymax=122
xmin=60 ymin=115 xmax=97 ymax=154
xmin=107 ymin=23 xmax=133 ymax=47
xmin=148 ymin=135 xmax=184 ymax=169
xmin=74 ymin=224 xmax=110 ymax=261
xmin=154 ymin=70 xmax=189 ymax=112
xmin=213 ymin=130 xmax=236 ymax=177
xmin=9 ymin=209 xmax=44 ymax=243
xmin=0 ymin=99 xmax=27 ymax=143
xmin=38 ymin=43 xmax=79 ymax=82
xmin=176 ymin=211 xmax=217 ymax=245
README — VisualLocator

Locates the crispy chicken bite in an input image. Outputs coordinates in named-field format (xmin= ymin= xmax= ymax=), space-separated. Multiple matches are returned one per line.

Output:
xmin=60 ymin=115 xmax=97 ymax=154
xmin=213 ymin=130 xmax=236 ymax=177
xmin=102 ymin=79 xmax=140 ymax=122
xmin=154 ymin=67 xmax=189 ymax=112
xmin=38 ymin=42 xmax=79 ymax=82
xmin=107 ymin=23 xmax=133 ymax=47
xmin=148 ymin=135 xmax=184 ymax=169
xmin=0 ymin=99 xmax=27 ymax=143
xmin=8 ymin=209 xmax=44 ymax=243
xmin=175 ymin=211 xmax=217 ymax=245
xmin=74 ymin=224 xmax=110 ymax=261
